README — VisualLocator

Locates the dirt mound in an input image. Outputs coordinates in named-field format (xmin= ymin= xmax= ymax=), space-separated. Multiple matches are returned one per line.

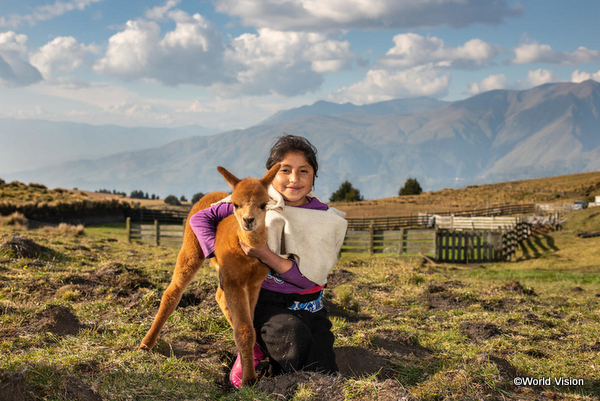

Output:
xmin=475 ymin=353 xmax=517 ymax=380
xmin=372 ymin=329 xmax=432 ymax=358
xmin=178 ymin=286 xmax=212 ymax=308
xmin=335 ymin=346 xmax=392 ymax=378
xmin=94 ymin=262 xmax=152 ymax=294
xmin=255 ymin=371 xmax=343 ymax=401
xmin=65 ymin=376 xmax=102 ymax=401
xmin=32 ymin=305 xmax=82 ymax=336
xmin=460 ymin=322 xmax=502 ymax=341
xmin=424 ymin=290 xmax=476 ymax=310
xmin=0 ymin=235 xmax=51 ymax=258
xmin=501 ymin=280 xmax=536 ymax=295
xmin=327 ymin=269 xmax=355 ymax=287
xmin=0 ymin=371 xmax=35 ymax=401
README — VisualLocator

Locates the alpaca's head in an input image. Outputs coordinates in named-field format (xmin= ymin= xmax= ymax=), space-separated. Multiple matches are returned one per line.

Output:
xmin=217 ymin=163 xmax=280 ymax=232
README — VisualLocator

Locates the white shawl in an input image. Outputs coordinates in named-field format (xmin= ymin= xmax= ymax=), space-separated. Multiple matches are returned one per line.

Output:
xmin=213 ymin=185 xmax=348 ymax=285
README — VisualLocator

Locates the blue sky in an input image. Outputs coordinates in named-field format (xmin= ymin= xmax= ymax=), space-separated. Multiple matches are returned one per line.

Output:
xmin=1 ymin=0 xmax=599 ymax=130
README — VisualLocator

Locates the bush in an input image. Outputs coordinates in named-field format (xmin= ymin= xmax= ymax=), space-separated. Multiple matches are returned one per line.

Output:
xmin=399 ymin=178 xmax=423 ymax=196
xmin=0 ymin=212 xmax=28 ymax=229
xmin=40 ymin=223 xmax=85 ymax=236
xmin=164 ymin=195 xmax=181 ymax=206
xmin=330 ymin=181 xmax=364 ymax=202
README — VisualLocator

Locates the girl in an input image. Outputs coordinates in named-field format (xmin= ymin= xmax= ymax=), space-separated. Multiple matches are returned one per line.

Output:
xmin=189 ymin=134 xmax=348 ymax=387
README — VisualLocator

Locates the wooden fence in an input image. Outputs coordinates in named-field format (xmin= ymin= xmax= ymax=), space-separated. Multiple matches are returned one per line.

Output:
xmin=345 ymin=203 xmax=535 ymax=230
xmin=127 ymin=217 xmax=185 ymax=247
xmin=436 ymin=222 xmax=530 ymax=263
xmin=125 ymin=217 xmax=531 ymax=264
xmin=434 ymin=216 xmax=525 ymax=231
xmin=127 ymin=208 xmax=189 ymax=224
xmin=341 ymin=224 xmax=436 ymax=256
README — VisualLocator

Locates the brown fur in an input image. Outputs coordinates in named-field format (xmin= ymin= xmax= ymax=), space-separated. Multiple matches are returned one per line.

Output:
xmin=139 ymin=164 xmax=281 ymax=387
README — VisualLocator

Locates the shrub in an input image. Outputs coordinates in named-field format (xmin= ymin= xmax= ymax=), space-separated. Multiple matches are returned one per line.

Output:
xmin=330 ymin=181 xmax=364 ymax=202
xmin=40 ymin=223 xmax=85 ymax=236
xmin=0 ymin=212 xmax=29 ymax=228
xmin=399 ymin=178 xmax=423 ymax=196
xmin=164 ymin=195 xmax=181 ymax=206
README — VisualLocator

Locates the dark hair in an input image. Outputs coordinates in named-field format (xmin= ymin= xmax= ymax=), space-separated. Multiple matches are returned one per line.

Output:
xmin=266 ymin=134 xmax=319 ymax=183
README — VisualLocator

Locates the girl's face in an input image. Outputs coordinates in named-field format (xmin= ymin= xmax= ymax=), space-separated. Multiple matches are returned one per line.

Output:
xmin=272 ymin=151 xmax=314 ymax=206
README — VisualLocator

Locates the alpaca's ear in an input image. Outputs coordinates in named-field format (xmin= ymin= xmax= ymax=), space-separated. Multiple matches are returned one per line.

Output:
xmin=217 ymin=166 xmax=241 ymax=188
xmin=260 ymin=163 xmax=280 ymax=188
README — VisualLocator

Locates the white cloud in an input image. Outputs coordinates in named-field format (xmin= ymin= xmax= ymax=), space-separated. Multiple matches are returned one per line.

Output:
xmin=527 ymin=68 xmax=559 ymax=86
xmin=380 ymin=33 xmax=502 ymax=69
xmin=328 ymin=65 xmax=450 ymax=104
xmin=30 ymin=36 xmax=98 ymax=79
xmin=218 ymin=28 xmax=355 ymax=96
xmin=512 ymin=42 xmax=600 ymax=65
xmin=571 ymin=69 xmax=600 ymax=83
xmin=94 ymin=12 xmax=228 ymax=86
xmin=0 ymin=0 xmax=103 ymax=28
xmin=0 ymin=31 xmax=43 ymax=86
xmin=214 ymin=0 xmax=522 ymax=31
xmin=465 ymin=74 xmax=506 ymax=95
xmin=145 ymin=0 xmax=181 ymax=20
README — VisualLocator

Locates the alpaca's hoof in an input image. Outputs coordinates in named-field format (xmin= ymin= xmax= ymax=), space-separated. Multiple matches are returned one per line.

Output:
xmin=139 ymin=343 xmax=151 ymax=351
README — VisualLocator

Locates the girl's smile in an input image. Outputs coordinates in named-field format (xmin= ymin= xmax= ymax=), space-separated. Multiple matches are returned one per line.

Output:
xmin=272 ymin=151 xmax=314 ymax=206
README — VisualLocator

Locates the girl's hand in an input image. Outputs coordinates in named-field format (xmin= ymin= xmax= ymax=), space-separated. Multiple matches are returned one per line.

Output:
xmin=239 ymin=241 xmax=272 ymax=260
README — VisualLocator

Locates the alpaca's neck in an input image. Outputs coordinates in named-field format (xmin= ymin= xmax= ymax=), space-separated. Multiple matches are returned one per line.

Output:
xmin=238 ymin=225 xmax=268 ymax=249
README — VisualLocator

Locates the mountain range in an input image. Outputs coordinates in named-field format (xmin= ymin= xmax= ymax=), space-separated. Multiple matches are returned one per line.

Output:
xmin=3 ymin=80 xmax=600 ymax=201
xmin=0 ymin=119 xmax=220 ymax=174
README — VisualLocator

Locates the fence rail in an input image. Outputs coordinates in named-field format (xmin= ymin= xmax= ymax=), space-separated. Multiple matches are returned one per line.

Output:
xmin=127 ymin=217 xmax=185 ymax=247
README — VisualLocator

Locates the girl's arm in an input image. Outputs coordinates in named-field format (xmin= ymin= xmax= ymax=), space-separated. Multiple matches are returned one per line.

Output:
xmin=239 ymin=242 xmax=318 ymax=290
xmin=189 ymin=203 xmax=234 ymax=258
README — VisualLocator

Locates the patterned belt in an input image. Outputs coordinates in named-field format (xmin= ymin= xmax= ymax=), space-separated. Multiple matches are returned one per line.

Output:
xmin=288 ymin=291 xmax=324 ymax=312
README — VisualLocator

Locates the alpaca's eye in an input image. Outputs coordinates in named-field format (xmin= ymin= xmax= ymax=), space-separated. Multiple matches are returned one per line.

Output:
xmin=260 ymin=203 xmax=267 ymax=210
xmin=233 ymin=204 xmax=239 ymax=209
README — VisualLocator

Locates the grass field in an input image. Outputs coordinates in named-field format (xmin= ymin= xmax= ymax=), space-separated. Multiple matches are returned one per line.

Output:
xmin=1 ymin=207 xmax=599 ymax=400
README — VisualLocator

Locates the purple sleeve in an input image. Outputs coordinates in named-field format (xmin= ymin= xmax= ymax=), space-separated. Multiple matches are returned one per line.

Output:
xmin=189 ymin=203 xmax=234 ymax=258
xmin=277 ymin=259 xmax=318 ymax=290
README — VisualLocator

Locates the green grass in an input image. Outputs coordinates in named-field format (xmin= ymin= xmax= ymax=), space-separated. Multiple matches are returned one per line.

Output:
xmin=1 ymin=219 xmax=599 ymax=400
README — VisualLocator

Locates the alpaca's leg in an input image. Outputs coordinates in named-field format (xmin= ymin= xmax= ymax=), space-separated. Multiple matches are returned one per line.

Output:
xmin=215 ymin=286 xmax=233 ymax=327
xmin=227 ymin=287 xmax=257 ymax=386
xmin=139 ymin=244 xmax=203 ymax=350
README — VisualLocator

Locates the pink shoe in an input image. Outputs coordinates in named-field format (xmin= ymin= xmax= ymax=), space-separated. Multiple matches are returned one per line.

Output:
xmin=230 ymin=342 xmax=267 ymax=388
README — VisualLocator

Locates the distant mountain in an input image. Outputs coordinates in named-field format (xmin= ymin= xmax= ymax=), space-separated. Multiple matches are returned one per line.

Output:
xmin=5 ymin=81 xmax=600 ymax=200
xmin=0 ymin=119 xmax=220 ymax=175
xmin=260 ymin=97 xmax=449 ymax=125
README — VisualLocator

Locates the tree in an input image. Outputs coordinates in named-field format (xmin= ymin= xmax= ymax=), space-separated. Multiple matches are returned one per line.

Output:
xmin=329 ymin=181 xmax=364 ymax=202
xmin=399 ymin=177 xmax=423 ymax=196
xmin=191 ymin=192 xmax=205 ymax=204
xmin=130 ymin=189 xmax=146 ymax=199
xmin=180 ymin=195 xmax=188 ymax=202
xmin=164 ymin=195 xmax=181 ymax=206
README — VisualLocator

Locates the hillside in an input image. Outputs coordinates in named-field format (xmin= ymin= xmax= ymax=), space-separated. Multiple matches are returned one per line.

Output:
xmin=333 ymin=170 xmax=600 ymax=218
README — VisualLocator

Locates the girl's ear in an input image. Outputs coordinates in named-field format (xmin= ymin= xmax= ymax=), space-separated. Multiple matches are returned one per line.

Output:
xmin=260 ymin=163 xmax=281 ymax=188
xmin=217 ymin=166 xmax=241 ymax=188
